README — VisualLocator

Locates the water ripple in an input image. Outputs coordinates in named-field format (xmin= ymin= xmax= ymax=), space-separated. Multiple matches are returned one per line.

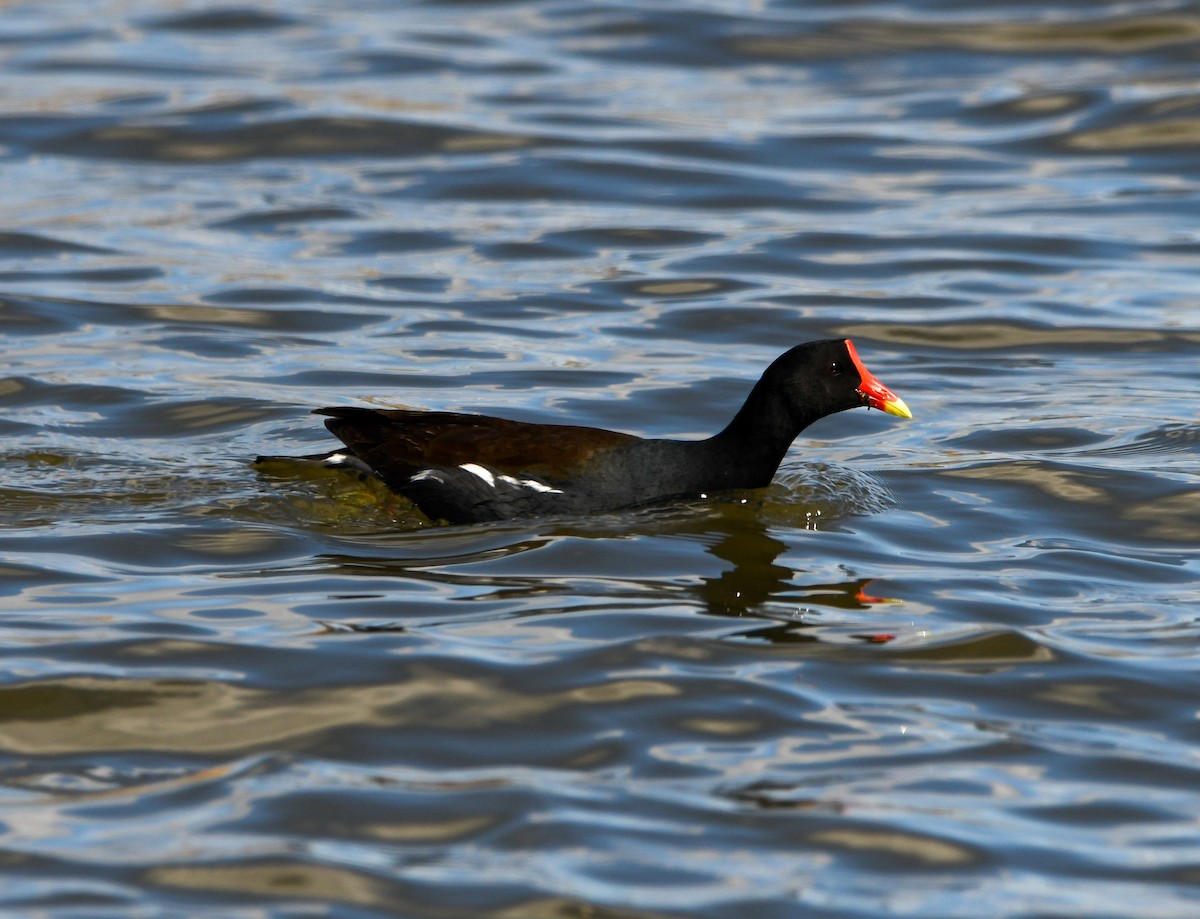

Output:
xmin=2 ymin=0 xmax=1200 ymax=916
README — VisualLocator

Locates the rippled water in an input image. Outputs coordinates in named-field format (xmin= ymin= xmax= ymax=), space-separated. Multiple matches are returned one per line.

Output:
xmin=2 ymin=1 xmax=1199 ymax=916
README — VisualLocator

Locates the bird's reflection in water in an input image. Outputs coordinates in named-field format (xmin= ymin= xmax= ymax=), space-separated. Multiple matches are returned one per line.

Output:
xmin=282 ymin=477 xmax=899 ymax=645
xmin=666 ymin=504 xmax=897 ymax=645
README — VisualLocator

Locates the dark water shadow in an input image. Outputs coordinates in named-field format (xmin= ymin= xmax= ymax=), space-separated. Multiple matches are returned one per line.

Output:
xmin=263 ymin=486 xmax=897 ymax=647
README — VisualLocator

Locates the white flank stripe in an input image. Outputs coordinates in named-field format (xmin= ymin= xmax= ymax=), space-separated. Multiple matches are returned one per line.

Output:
xmin=410 ymin=469 xmax=445 ymax=483
xmin=498 ymin=474 xmax=562 ymax=495
xmin=458 ymin=463 xmax=497 ymax=487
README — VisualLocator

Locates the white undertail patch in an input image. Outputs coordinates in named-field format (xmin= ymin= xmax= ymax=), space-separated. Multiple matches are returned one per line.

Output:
xmin=323 ymin=452 xmax=373 ymax=475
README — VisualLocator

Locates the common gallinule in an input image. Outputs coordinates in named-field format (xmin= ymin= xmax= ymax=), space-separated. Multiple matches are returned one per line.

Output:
xmin=261 ymin=339 xmax=910 ymax=524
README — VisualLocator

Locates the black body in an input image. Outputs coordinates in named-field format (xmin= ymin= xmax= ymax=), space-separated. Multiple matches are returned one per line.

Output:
xmin=288 ymin=340 xmax=897 ymax=524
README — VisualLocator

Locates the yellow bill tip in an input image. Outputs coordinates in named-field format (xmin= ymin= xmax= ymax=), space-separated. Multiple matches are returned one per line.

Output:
xmin=880 ymin=395 xmax=912 ymax=420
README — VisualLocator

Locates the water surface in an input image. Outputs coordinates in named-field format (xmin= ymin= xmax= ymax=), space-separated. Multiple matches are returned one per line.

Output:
xmin=1 ymin=1 xmax=1199 ymax=916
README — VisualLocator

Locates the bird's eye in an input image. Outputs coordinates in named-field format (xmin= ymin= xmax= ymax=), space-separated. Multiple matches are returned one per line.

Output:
xmin=826 ymin=361 xmax=844 ymax=376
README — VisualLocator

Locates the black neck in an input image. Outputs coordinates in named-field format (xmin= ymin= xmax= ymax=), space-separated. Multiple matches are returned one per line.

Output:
xmin=701 ymin=369 xmax=817 ymax=488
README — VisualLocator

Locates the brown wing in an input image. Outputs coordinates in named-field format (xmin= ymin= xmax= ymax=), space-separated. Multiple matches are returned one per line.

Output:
xmin=315 ymin=407 xmax=637 ymax=483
